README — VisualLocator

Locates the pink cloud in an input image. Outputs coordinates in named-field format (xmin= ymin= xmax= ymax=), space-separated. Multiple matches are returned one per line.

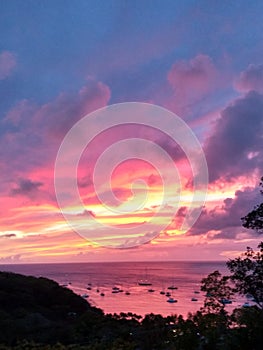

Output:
xmin=235 ymin=63 xmax=263 ymax=93
xmin=0 ymin=79 xmax=111 ymax=218
xmin=0 ymin=51 xmax=16 ymax=80
xmin=35 ymin=80 xmax=111 ymax=139
xmin=167 ymin=54 xmax=218 ymax=112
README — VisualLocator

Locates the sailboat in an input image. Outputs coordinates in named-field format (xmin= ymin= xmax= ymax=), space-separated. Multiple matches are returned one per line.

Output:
xmin=112 ymin=286 xmax=120 ymax=293
xmin=167 ymin=285 xmax=178 ymax=290
xmin=138 ymin=268 xmax=152 ymax=286
xmin=160 ymin=281 xmax=166 ymax=295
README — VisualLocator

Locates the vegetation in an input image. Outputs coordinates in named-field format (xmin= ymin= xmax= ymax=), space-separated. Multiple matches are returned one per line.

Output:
xmin=0 ymin=178 xmax=262 ymax=349
xmin=241 ymin=176 xmax=263 ymax=233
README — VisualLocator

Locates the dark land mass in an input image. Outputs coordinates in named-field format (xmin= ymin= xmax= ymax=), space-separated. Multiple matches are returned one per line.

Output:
xmin=0 ymin=267 xmax=262 ymax=350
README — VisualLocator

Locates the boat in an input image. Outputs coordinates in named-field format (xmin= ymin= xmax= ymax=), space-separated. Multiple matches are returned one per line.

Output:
xmin=125 ymin=291 xmax=131 ymax=295
xmin=220 ymin=298 xmax=232 ymax=305
xmin=81 ymin=293 xmax=89 ymax=298
xmin=167 ymin=297 xmax=177 ymax=303
xmin=100 ymin=292 xmax=105 ymax=297
xmin=191 ymin=297 xmax=198 ymax=301
xmin=112 ymin=287 xmax=120 ymax=294
xmin=148 ymin=288 xmax=155 ymax=293
xmin=160 ymin=290 xmax=166 ymax=295
xmin=242 ymin=302 xmax=251 ymax=308
xmin=138 ymin=268 xmax=152 ymax=286
xmin=138 ymin=281 xmax=152 ymax=286
xmin=165 ymin=292 xmax=171 ymax=297
xmin=61 ymin=283 xmax=69 ymax=288
xmin=87 ymin=286 xmax=92 ymax=290
xmin=167 ymin=285 xmax=178 ymax=290
xmin=194 ymin=290 xmax=200 ymax=294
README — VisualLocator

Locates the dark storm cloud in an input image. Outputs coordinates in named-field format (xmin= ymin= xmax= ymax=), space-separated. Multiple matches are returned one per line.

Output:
xmin=11 ymin=178 xmax=43 ymax=196
xmin=189 ymin=186 xmax=262 ymax=238
xmin=205 ymin=91 xmax=263 ymax=182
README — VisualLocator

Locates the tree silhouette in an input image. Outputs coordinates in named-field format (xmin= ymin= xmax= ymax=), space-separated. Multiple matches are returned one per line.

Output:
xmin=227 ymin=177 xmax=263 ymax=309
xmin=242 ymin=176 xmax=263 ymax=233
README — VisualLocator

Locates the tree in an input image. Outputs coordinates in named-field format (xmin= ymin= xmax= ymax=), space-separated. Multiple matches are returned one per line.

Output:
xmin=241 ymin=176 xmax=263 ymax=233
xmin=200 ymin=270 xmax=234 ymax=313
xmin=227 ymin=177 xmax=263 ymax=309
xmin=227 ymin=242 xmax=263 ymax=309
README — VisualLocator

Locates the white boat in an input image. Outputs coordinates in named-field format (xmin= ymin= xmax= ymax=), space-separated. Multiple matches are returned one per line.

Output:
xmin=111 ymin=287 xmax=119 ymax=293
xmin=167 ymin=297 xmax=178 ymax=303
xmin=112 ymin=286 xmax=120 ymax=291
xmin=81 ymin=293 xmax=89 ymax=298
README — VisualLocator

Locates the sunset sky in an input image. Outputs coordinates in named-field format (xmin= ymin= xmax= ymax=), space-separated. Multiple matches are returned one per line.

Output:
xmin=0 ymin=0 xmax=263 ymax=263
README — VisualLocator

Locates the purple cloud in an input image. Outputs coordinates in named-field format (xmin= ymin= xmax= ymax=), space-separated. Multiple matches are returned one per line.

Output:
xmin=189 ymin=186 xmax=262 ymax=238
xmin=235 ymin=63 xmax=263 ymax=93
xmin=0 ymin=80 xmax=111 ymax=196
xmin=11 ymin=178 xmax=43 ymax=197
xmin=167 ymin=54 xmax=218 ymax=110
xmin=205 ymin=91 xmax=263 ymax=182
xmin=0 ymin=233 xmax=16 ymax=238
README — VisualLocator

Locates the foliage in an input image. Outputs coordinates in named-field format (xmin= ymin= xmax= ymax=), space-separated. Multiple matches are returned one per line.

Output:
xmin=0 ymin=258 xmax=262 ymax=350
xmin=200 ymin=270 xmax=234 ymax=313
xmin=227 ymin=242 xmax=263 ymax=309
xmin=241 ymin=176 xmax=263 ymax=233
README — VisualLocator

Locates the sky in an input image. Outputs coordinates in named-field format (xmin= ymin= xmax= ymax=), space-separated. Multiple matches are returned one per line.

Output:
xmin=0 ymin=0 xmax=263 ymax=263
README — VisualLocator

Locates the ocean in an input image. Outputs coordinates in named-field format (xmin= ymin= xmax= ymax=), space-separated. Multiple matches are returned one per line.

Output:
xmin=0 ymin=261 xmax=245 ymax=317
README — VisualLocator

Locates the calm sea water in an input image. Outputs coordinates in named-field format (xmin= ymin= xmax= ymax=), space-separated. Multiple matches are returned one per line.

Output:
xmin=0 ymin=261 xmax=246 ymax=317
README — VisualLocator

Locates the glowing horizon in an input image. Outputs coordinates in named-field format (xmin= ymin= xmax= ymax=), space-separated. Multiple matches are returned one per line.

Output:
xmin=0 ymin=1 xmax=262 ymax=263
